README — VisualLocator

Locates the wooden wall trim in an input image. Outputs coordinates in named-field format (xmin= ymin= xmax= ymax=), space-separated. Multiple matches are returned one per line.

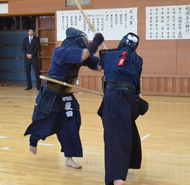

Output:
xmin=76 ymin=75 xmax=190 ymax=96
xmin=142 ymin=91 xmax=190 ymax=97
xmin=141 ymin=76 xmax=190 ymax=97
xmin=142 ymin=74 xmax=190 ymax=78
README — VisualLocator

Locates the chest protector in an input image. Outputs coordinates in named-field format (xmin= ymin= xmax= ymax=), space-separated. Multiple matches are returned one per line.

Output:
xmin=99 ymin=47 xmax=140 ymax=85
xmin=47 ymin=64 xmax=81 ymax=94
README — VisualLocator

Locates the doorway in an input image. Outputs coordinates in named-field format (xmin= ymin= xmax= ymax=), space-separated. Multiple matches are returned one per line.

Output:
xmin=0 ymin=16 xmax=36 ymax=82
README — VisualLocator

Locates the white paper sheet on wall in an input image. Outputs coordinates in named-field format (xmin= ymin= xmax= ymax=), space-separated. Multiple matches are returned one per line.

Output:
xmin=146 ymin=5 xmax=190 ymax=40
xmin=0 ymin=3 xmax=8 ymax=14
xmin=57 ymin=8 xmax=137 ymax=41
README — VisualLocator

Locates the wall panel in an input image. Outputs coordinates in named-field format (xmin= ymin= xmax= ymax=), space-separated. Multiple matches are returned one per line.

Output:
xmin=0 ymin=0 xmax=190 ymax=96
xmin=39 ymin=30 xmax=55 ymax=42
xmin=141 ymin=75 xmax=190 ymax=96
xmin=8 ymin=0 xmax=63 ymax=15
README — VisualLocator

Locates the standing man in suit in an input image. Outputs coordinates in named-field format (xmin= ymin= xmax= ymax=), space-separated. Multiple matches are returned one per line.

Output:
xmin=22 ymin=28 xmax=41 ymax=90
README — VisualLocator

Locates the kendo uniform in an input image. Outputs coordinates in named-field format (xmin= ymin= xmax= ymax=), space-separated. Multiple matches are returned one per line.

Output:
xmin=24 ymin=27 xmax=104 ymax=158
xmin=98 ymin=33 xmax=148 ymax=185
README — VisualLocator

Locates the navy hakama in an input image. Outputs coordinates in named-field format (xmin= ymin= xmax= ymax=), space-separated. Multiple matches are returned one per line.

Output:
xmin=99 ymin=90 xmax=141 ymax=184
xmin=98 ymin=43 xmax=145 ymax=184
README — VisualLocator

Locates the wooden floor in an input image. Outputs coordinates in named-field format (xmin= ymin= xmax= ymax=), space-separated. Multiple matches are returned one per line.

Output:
xmin=0 ymin=84 xmax=190 ymax=185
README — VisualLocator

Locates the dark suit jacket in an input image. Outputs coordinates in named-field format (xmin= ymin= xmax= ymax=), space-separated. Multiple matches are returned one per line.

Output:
xmin=22 ymin=36 xmax=40 ymax=62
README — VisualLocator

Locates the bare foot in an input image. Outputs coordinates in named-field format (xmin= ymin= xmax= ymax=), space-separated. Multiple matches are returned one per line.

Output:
xmin=29 ymin=145 xmax=37 ymax=154
xmin=114 ymin=179 xmax=125 ymax=185
xmin=65 ymin=157 xmax=82 ymax=169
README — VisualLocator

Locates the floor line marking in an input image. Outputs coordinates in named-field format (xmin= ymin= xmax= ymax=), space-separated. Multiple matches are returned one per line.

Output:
xmin=141 ymin=133 xmax=151 ymax=141
xmin=149 ymin=101 xmax=190 ymax=105
xmin=1 ymin=147 xmax=10 ymax=150
xmin=0 ymin=136 xmax=8 ymax=139
xmin=0 ymin=95 xmax=36 ymax=99
xmin=38 ymin=143 xmax=53 ymax=146
xmin=172 ymin=130 xmax=180 ymax=132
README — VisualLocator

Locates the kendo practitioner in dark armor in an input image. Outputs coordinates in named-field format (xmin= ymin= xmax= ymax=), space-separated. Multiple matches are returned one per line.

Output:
xmin=24 ymin=27 xmax=104 ymax=169
xmin=98 ymin=33 xmax=148 ymax=185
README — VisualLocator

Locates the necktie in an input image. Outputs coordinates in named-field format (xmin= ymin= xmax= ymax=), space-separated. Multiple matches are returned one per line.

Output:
xmin=29 ymin=37 xmax=32 ymax=44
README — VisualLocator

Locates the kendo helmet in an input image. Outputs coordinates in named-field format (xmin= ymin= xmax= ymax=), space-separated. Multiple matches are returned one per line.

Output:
xmin=61 ymin=27 xmax=88 ymax=48
xmin=118 ymin=32 xmax=139 ymax=52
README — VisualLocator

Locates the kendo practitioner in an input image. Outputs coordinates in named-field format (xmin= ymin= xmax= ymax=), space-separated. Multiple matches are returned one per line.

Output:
xmin=98 ymin=33 xmax=148 ymax=185
xmin=24 ymin=27 xmax=104 ymax=169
